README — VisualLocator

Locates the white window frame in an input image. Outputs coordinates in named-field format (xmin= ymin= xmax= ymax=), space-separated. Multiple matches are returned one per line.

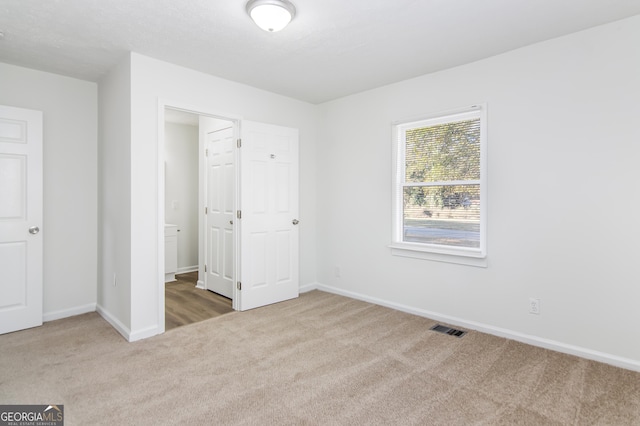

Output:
xmin=390 ymin=104 xmax=487 ymax=267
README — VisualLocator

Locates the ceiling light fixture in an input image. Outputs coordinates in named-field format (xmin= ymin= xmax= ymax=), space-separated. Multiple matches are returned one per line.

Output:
xmin=246 ymin=0 xmax=296 ymax=32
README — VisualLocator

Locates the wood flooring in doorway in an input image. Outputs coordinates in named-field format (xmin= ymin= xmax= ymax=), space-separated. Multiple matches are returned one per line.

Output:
xmin=165 ymin=271 xmax=233 ymax=331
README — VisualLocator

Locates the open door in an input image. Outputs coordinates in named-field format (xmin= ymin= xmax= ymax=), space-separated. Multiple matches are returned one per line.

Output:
xmin=237 ymin=121 xmax=299 ymax=311
xmin=205 ymin=126 xmax=235 ymax=298
xmin=0 ymin=105 xmax=43 ymax=334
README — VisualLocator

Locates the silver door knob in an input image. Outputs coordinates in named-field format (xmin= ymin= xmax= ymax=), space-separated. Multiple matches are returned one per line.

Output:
xmin=29 ymin=226 xmax=40 ymax=235
xmin=229 ymin=220 xmax=233 ymax=225
xmin=292 ymin=219 xmax=299 ymax=225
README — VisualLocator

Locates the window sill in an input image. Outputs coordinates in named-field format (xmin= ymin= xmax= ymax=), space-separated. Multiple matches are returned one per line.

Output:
xmin=389 ymin=243 xmax=487 ymax=268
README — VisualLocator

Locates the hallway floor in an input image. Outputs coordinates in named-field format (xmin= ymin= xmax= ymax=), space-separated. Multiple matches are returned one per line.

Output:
xmin=165 ymin=272 xmax=233 ymax=331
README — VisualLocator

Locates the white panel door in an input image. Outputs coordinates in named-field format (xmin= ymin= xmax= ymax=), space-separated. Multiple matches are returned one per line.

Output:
xmin=238 ymin=121 xmax=299 ymax=311
xmin=205 ymin=127 xmax=234 ymax=298
xmin=0 ymin=105 xmax=43 ymax=334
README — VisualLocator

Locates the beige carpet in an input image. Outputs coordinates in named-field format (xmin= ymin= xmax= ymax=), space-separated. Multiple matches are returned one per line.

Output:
xmin=1 ymin=290 xmax=639 ymax=425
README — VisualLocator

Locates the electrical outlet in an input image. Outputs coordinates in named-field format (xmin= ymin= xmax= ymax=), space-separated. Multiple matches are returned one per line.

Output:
xmin=529 ymin=298 xmax=540 ymax=315
xmin=334 ymin=266 xmax=341 ymax=278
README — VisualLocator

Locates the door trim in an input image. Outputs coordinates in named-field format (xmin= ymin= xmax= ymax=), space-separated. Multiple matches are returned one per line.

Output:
xmin=157 ymin=99 xmax=241 ymax=334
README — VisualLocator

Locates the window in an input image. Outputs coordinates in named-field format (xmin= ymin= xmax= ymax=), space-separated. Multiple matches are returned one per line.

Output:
xmin=391 ymin=105 xmax=487 ymax=264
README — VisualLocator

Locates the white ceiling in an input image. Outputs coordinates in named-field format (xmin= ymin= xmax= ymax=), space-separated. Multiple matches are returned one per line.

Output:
xmin=2 ymin=1 xmax=640 ymax=104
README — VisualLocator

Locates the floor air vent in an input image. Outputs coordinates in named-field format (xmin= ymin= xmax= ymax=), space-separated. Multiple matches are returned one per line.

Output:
xmin=430 ymin=324 xmax=467 ymax=338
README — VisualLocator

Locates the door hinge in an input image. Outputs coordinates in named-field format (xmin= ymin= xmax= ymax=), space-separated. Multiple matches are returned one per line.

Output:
xmin=205 ymin=148 xmax=209 ymax=157
xmin=237 ymin=210 xmax=241 ymax=219
xmin=204 ymin=264 xmax=207 ymax=273
xmin=237 ymin=138 xmax=242 ymax=148
xmin=237 ymin=281 xmax=241 ymax=290
xmin=205 ymin=206 xmax=208 ymax=214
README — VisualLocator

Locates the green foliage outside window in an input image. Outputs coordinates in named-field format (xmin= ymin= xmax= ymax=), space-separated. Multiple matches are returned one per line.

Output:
xmin=405 ymin=119 xmax=480 ymax=210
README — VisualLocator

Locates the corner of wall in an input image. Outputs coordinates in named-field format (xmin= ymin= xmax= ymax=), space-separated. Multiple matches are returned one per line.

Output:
xmin=97 ymin=53 xmax=133 ymax=332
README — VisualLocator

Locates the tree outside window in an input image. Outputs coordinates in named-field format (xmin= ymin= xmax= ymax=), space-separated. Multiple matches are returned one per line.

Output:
xmin=393 ymin=106 xmax=486 ymax=258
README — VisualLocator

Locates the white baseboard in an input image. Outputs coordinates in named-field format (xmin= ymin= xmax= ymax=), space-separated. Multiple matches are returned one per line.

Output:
xmin=96 ymin=304 xmax=130 ymax=341
xmin=43 ymin=303 xmax=97 ymax=322
xmin=128 ymin=325 xmax=161 ymax=342
xmin=315 ymin=282 xmax=640 ymax=373
xmin=195 ymin=280 xmax=205 ymax=289
xmin=299 ymin=282 xmax=319 ymax=293
xmin=177 ymin=265 xmax=198 ymax=274
xmin=96 ymin=304 xmax=161 ymax=342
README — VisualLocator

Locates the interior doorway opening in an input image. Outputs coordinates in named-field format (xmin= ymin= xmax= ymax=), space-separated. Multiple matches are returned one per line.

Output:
xmin=161 ymin=106 xmax=238 ymax=331
xmin=158 ymin=102 xmax=301 ymax=334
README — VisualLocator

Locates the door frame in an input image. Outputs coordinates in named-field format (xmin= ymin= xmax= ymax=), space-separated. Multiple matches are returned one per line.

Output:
xmin=157 ymin=99 xmax=241 ymax=333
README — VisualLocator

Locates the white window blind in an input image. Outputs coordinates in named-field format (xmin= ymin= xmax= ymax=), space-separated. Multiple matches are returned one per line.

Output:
xmin=392 ymin=105 xmax=487 ymax=262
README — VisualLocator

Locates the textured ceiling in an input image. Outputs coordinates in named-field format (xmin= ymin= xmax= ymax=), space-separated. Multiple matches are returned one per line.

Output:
xmin=1 ymin=0 xmax=640 ymax=104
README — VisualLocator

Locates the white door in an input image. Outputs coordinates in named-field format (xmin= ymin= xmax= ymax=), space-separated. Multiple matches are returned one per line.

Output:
xmin=205 ymin=127 xmax=235 ymax=298
xmin=238 ymin=121 xmax=299 ymax=311
xmin=0 ymin=105 xmax=43 ymax=334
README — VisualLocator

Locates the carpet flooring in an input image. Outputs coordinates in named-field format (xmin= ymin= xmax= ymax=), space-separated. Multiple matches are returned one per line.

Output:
xmin=1 ymin=290 xmax=639 ymax=425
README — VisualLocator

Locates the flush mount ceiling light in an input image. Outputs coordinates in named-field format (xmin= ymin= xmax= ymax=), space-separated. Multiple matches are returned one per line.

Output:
xmin=246 ymin=0 xmax=296 ymax=32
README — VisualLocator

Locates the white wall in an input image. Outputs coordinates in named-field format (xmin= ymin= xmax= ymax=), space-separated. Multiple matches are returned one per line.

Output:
xmin=164 ymin=122 xmax=198 ymax=271
xmin=128 ymin=53 xmax=319 ymax=338
xmin=97 ymin=55 xmax=132 ymax=332
xmin=316 ymin=15 xmax=640 ymax=369
xmin=0 ymin=62 xmax=98 ymax=321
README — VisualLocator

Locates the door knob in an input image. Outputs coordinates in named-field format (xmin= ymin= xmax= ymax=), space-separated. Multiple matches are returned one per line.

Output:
xmin=29 ymin=226 xmax=40 ymax=235
xmin=292 ymin=219 xmax=299 ymax=225
xmin=229 ymin=220 xmax=233 ymax=225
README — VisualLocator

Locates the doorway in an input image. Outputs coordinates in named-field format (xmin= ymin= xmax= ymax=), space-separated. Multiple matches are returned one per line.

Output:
xmin=158 ymin=101 xmax=301 ymax=335
xmin=163 ymin=107 xmax=236 ymax=330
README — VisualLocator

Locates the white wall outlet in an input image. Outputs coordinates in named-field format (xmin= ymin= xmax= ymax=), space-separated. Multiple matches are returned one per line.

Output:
xmin=529 ymin=298 xmax=540 ymax=315
xmin=334 ymin=266 xmax=341 ymax=278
